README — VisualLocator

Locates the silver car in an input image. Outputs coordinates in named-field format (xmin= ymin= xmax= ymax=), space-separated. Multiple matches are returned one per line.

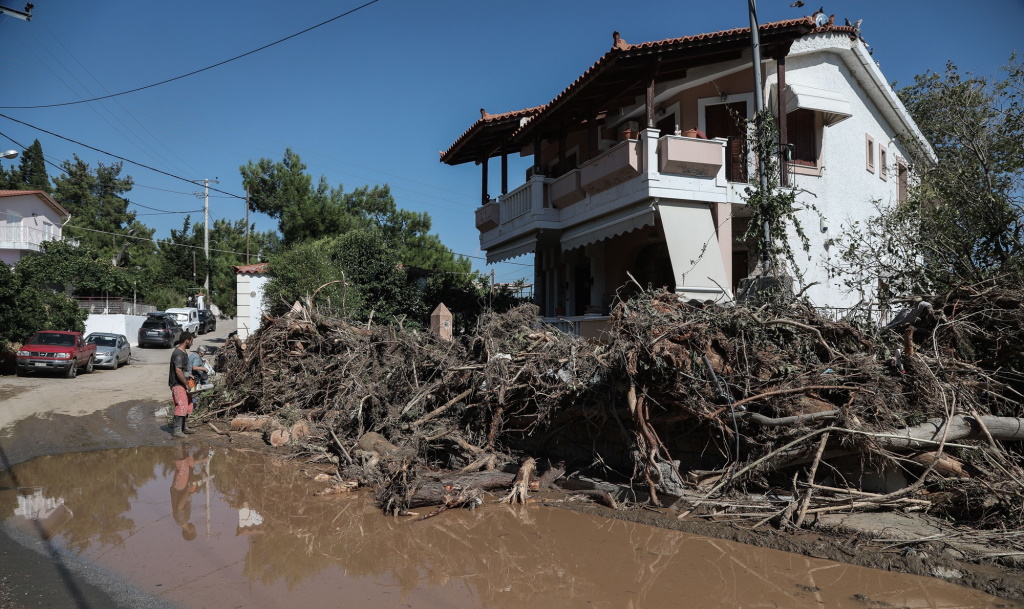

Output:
xmin=84 ymin=333 xmax=132 ymax=369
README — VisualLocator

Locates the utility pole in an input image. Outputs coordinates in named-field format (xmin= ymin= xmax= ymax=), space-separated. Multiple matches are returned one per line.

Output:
xmin=245 ymin=186 xmax=250 ymax=264
xmin=747 ymin=0 xmax=772 ymax=271
xmin=199 ymin=178 xmax=219 ymax=292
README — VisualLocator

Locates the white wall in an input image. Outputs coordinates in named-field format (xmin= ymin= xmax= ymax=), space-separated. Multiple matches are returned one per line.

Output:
xmin=235 ymin=272 xmax=269 ymax=340
xmin=766 ymin=36 xmax=919 ymax=308
xmin=84 ymin=314 xmax=147 ymax=346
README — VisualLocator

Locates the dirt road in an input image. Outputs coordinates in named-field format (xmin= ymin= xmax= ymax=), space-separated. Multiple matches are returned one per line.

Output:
xmin=0 ymin=323 xmax=235 ymax=433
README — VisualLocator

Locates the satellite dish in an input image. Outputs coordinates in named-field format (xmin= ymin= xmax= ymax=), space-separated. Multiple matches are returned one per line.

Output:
xmin=814 ymin=12 xmax=829 ymax=28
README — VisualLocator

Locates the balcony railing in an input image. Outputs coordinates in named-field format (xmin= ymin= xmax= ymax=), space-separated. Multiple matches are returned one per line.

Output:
xmin=501 ymin=182 xmax=533 ymax=222
xmin=0 ymin=225 xmax=62 ymax=252
xmin=76 ymin=297 xmax=156 ymax=316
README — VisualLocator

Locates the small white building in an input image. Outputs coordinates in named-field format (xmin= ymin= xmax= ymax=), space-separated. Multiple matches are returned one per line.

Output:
xmin=1 ymin=190 xmax=71 ymax=266
xmin=234 ymin=263 xmax=269 ymax=340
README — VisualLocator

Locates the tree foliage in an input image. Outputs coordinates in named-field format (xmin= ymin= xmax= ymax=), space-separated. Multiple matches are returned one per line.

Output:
xmin=829 ymin=57 xmax=1024 ymax=298
xmin=52 ymin=156 xmax=148 ymax=265
xmin=242 ymin=149 xmax=483 ymax=326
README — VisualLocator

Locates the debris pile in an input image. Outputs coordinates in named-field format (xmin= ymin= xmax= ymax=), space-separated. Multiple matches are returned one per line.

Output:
xmin=206 ymin=282 xmax=1024 ymax=547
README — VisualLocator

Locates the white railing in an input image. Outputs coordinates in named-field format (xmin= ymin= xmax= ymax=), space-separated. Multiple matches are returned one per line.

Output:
xmin=500 ymin=182 xmax=532 ymax=222
xmin=0 ymin=225 xmax=62 ymax=251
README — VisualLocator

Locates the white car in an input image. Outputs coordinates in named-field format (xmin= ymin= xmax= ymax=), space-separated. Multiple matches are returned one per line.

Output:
xmin=164 ymin=307 xmax=201 ymax=335
xmin=84 ymin=333 xmax=132 ymax=369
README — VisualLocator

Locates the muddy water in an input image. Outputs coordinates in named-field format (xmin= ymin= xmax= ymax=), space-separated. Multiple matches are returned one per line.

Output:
xmin=0 ymin=446 xmax=1011 ymax=609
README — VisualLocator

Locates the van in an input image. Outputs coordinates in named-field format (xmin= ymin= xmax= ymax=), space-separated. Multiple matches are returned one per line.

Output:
xmin=164 ymin=307 xmax=201 ymax=335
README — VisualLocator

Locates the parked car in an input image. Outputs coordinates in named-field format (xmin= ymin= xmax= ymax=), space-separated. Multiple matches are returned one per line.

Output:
xmin=16 ymin=331 xmax=97 ymax=378
xmin=165 ymin=307 xmax=201 ymax=334
xmin=138 ymin=315 xmax=183 ymax=348
xmin=84 ymin=333 xmax=131 ymax=369
xmin=197 ymin=309 xmax=216 ymax=334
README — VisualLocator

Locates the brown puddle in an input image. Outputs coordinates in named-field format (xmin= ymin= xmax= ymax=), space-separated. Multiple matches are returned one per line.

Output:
xmin=0 ymin=445 xmax=1013 ymax=609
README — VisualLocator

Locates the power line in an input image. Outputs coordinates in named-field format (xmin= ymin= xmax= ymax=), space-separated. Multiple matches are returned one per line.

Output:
xmin=0 ymin=113 xmax=245 ymax=200
xmin=0 ymin=0 xmax=383 ymax=110
xmin=63 ymin=224 xmax=249 ymax=256
xmin=1 ymin=120 xmax=534 ymax=268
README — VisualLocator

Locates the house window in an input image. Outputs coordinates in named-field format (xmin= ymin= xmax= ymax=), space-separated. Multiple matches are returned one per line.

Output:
xmin=865 ymin=134 xmax=875 ymax=173
xmin=898 ymin=161 xmax=909 ymax=204
xmin=878 ymin=145 xmax=887 ymax=181
xmin=786 ymin=109 xmax=817 ymax=167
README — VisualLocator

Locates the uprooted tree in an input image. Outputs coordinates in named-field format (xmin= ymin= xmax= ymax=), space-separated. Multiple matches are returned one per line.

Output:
xmin=204 ymin=280 xmax=1024 ymax=548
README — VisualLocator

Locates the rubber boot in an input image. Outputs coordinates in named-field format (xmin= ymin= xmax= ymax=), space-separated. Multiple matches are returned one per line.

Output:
xmin=172 ymin=416 xmax=186 ymax=438
xmin=182 ymin=414 xmax=196 ymax=435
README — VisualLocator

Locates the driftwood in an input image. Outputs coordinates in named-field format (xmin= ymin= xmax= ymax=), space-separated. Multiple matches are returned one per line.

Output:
xmin=405 ymin=471 xmax=518 ymax=509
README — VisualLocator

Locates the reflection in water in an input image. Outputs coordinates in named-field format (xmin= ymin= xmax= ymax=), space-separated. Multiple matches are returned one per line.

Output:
xmin=0 ymin=446 xmax=1013 ymax=609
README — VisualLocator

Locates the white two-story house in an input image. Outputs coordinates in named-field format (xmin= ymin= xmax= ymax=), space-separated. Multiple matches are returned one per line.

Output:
xmin=441 ymin=15 xmax=934 ymax=334
xmin=1 ymin=190 xmax=71 ymax=266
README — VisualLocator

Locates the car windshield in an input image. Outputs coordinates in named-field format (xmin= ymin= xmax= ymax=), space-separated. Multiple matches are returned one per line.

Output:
xmin=86 ymin=336 xmax=117 ymax=347
xmin=170 ymin=313 xmax=189 ymax=322
xmin=34 ymin=333 xmax=76 ymax=347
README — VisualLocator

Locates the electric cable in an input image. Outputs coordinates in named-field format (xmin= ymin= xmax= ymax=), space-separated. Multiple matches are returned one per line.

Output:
xmin=0 ymin=0 xmax=383 ymax=109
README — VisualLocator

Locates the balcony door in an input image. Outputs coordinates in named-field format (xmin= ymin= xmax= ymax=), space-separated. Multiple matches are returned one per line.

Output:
xmin=704 ymin=102 xmax=748 ymax=182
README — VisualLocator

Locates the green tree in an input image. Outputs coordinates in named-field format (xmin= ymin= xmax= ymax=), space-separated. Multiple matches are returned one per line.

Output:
xmin=899 ymin=56 xmax=1024 ymax=283
xmin=264 ymin=230 xmax=418 ymax=322
xmin=16 ymin=139 xmax=51 ymax=193
xmin=829 ymin=56 xmax=1024 ymax=297
xmin=52 ymin=156 xmax=140 ymax=263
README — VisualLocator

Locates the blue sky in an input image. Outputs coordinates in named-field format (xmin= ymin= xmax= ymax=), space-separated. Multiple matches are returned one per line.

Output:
xmin=1 ymin=0 xmax=1020 ymax=285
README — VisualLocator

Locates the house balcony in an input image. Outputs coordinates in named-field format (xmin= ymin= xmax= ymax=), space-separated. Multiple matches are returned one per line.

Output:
xmin=478 ymin=129 xmax=747 ymax=259
xmin=0 ymin=225 xmax=65 ymax=252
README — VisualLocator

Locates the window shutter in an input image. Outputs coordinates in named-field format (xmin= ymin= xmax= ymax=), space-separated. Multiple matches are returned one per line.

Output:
xmin=787 ymin=109 xmax=816 ymax=166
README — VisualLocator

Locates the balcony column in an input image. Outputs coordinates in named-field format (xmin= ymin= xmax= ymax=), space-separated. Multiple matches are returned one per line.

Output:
xmin=530 ymin=173 xmax=546 ymax=213
xmin=587 ymin=241 xmax=607 ymax=314
xmin=713 ymin=202 xmax=733 ymax=289
xmin=534 ymin=249 xmax=546 ymax=315
xmin=501 ymin=146 xmax=509 ymax=195
xmin=642 ymin=128 xmax=661 ymax=182
xmin=480 ymin=156 xmax=489 ymax=204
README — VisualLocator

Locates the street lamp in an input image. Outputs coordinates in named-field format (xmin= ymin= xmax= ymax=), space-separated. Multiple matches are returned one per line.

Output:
xmin=2 ymin=150 xmax=19 ymax=160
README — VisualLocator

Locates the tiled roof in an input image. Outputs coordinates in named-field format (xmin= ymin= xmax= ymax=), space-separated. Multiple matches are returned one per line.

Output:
xmin=440 ymin=15 xmax=857 ymax=164
xmin=439 ymin=106 xmax=545 ymax=165
xmin=233 ymin=262 xmax=268 ymax=274
xmin=0 ymin=189 xmax=71 ymax=217
xmin=510 ymin=16 xmax=845 ymax=142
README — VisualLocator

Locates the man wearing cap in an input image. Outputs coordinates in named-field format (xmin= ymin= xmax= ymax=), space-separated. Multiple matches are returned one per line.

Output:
xmin=169 ymin=332 xmax=196 ymax=437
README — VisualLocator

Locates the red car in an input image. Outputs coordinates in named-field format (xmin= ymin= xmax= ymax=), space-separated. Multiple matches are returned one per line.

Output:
xmin=16 ymin=331 xmax=97 ymax=378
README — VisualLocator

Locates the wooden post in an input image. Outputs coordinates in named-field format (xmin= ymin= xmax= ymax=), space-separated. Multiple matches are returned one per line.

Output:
xmin=481 ymin=156 xmax=489 ymax=204
xmin=646 ymin=68 xmax=656 ymax=128
xmin=501 ymin=145 xmax=508 ymax=195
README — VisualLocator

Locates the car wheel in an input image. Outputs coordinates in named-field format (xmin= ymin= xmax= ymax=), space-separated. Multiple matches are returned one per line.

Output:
xmin=65 ymin=360 xmax=77 ymax=379
xmin=124 ymin=349 xmax=131 ymax=365
xmin=84 ymin=356 xmax=94 ymax=374
xmin=15 ymin=367 xmax=24 ymax=377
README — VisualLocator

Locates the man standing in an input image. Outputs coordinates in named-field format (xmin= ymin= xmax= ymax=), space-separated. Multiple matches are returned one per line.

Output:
xmin=169 ymin=332 xmax=196 ymax=437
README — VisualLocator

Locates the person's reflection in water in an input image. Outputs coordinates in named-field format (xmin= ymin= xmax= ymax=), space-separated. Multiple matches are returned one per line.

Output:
xmin=170 ymin=445 xmax=211 ymax=541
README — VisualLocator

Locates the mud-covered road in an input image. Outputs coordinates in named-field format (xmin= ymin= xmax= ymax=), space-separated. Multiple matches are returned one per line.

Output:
xmin=0 ymin=323 xmax=233 ymax=609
